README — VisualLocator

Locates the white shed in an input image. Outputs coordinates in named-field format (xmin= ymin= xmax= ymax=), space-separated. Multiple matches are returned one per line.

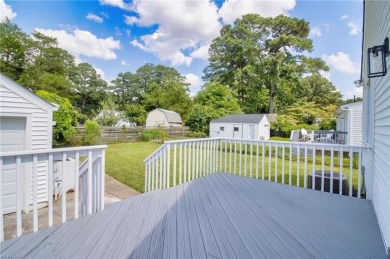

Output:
xmin=0 ymin=73 xmax=58 ymax=213
xmin=335 ymin=101 xmax=363 ymax=145
xmin=209 ymin=114 xmax=270 ymax=140
xmin=146 ymin=108 xmax=183 ymax=127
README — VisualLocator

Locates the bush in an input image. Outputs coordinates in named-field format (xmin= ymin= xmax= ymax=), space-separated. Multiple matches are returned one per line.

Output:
xmin=140 ymin=129 xmax=167 ymax=143
xmin=84 ymin=120 xmax=101 ymax=145
xmin=188 ymin=131 xmax=208 ymax=138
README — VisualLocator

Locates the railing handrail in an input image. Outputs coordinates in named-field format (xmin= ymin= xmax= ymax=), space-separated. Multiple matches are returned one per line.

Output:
xmin=0 ymin=145 xmax=107 ymax=158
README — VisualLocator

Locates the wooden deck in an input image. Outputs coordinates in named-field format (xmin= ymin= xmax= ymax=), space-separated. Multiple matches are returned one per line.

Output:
xmin=1 ymin=173 xmax=386 ymax=258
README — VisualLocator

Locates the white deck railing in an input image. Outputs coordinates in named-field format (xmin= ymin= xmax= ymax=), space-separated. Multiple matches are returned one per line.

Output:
xmin=144 ymin=138 xmax=368 ymax=199
xmin=0 ymin=145 xmax=107 ymax=242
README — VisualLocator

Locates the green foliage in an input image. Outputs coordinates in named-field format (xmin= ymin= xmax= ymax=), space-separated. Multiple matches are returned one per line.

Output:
xmin=124 ymin=103 xmax=147 ymax=126
xmin=36 ymin=90 xmax=78 ymax=146
xmin=187 ymin=82 xmax=242 ymax=134
xmin=84 ymin=120 xmax=101 ymax=145
xmin=204 ymin=14 xmax=329 ymax=113
xmin=140 ymin=129 xmax=167 ymax=143
xmin=96 ymin=98 xmax=120 ymax=126
xmin=187 ymin=131 xmax=208 ymax=138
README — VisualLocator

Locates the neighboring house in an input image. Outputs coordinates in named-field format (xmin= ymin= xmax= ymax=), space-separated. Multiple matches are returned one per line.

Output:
xmin=265 ymin=113 xmax=277 ymax=124
xmin=0 ymin=74 xmax=58 ymax=213
xmin=209 ymin=114 xmax=270 ymax=140
xmin=335 ymin=101 xmax=363 ymax=145
xmin=146 ymin=108 xmax=183 ymax=127
xmin=95 ymin=111 xmax=136 ymax=127
xmin=361 ymin=0 xmax=390 ymax=255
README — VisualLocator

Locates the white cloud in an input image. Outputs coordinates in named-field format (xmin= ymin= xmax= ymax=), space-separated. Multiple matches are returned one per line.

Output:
xmin=323 ymin=52 xmax=360 ymax=74
xmin=100 ymin=12 xmax=109 ymax=19
xmin=340 ymin=15 xmax=362 ymax=35
xmin=120 ymin=60 xmax=128 ymax=66
xmin=129 ymin=0 xmax=221 ymax=66
xmin=310 ymin=27 xmax=322 ymax=37
xmin=114 ymin=27 xmax=122 ymax=36
xmin=190 ymin=44 xmax=210 ymax=60
xmin=86 ymin=13 xmax=103 ymax=23
xmin=124 ymin=16 xmax=139 ymax=25
xmin=99 ymin=0 xmax=132 ymax=11
xmin=0 ymin=0 xmax=17 ymax=21
xmin=219 ymin=0 xmax=296 ymax=24
xmin=35 ymin=28 xmax=121 ymax=60
xmin=323 ymin=23 xmax=330 ymax=32
xmin=185 ymin=73 xmax=202 ymax=88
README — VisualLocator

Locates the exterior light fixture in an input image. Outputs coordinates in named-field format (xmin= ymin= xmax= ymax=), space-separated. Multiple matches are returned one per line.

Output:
xmin=367 ymin=37 xmax=389 ymax=78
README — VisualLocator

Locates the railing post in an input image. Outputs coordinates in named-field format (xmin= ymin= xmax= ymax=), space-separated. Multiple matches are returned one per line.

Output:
xmin=167 ymin=144 xmax=170 ymax=189
xmin=16 ymin=155 xmax=22 ymax=236
xmin=62 ymin=152 xmax=67 ymax=223
xmin=74 ymin=152 xmax=79 ymax=218
xmin=33 ymin=154 xmax=38 ymax=232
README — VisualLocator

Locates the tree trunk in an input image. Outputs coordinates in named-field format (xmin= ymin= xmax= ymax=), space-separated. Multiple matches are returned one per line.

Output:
xmin=269 ymin=82 xmax=275 ymax=114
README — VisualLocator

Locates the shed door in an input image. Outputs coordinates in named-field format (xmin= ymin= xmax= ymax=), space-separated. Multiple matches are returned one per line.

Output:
xmin=248 ymin=125 xmax=255 ymax=140
xmin=0 ymin=117 xmax=26 ymax=214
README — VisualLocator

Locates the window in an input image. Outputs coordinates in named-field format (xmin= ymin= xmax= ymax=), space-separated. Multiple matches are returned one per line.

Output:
xmin=220 ymin=126 xmax=225 ymax=131
xmin=234 ymin=127 xmax=239 ymax=132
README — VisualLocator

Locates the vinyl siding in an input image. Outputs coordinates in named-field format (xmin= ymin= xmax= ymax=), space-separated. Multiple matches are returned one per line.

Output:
xmin=0 ymin=84 xmax=52 ymax=208
xmin=146 ymin=109 xmax=169 ymax=127
xmin=362 ymin=0 xmax=390 ymax=254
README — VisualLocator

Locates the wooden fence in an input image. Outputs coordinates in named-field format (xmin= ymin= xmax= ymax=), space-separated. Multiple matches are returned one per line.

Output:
xmin=75 ymin=126 xmax=190 ymax=144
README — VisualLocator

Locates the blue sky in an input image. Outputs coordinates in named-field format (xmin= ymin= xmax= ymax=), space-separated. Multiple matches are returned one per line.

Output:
xmin=1 ymin=0 xmax=363 ymax=100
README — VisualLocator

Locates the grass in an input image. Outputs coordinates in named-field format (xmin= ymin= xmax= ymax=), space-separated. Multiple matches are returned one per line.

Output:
xmin=105 ymin=142 xmax=162 ymax=193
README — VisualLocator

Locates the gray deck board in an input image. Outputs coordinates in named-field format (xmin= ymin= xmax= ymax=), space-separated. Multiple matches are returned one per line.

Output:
xmin=1 ymin=172 xmax=387 ymax=258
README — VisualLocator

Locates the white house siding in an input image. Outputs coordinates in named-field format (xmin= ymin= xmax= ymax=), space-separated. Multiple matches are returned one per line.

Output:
xmin=362 ymin=0 xmax=390 ymax=254
xmin=0 ymin=83 xmax=53 ymax=212
xmin=349 ymin=104 xmax=363 ymax=145
xmin=146 ymin=109 xmax=169 ymax=127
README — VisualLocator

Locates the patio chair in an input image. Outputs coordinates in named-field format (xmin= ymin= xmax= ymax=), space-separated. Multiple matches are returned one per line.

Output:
xmin=300 ymin=128 xmax=311 ymax=142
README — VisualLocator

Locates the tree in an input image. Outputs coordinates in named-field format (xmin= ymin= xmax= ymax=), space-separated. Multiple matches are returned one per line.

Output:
xmin=300 ymin=74 xmax=343 ymax=106
xmin=71 ymin=62 xmax=108 ymax=115
xmin=110 ymin=72 xmax=140 ymax=108
xmin=0 ymin=18 xmax=31 ymax=80
xmin=124 ymin=103 xmax=147 ymax=126
xmin=187 ymin=82 xmax=242 ymax=133
xmin=96 ymin=98 xmax=120 ymax=126
xmin=204 ymin=14 xmax=328 ymax=113
xmin=36 ymin=90 xmax=78 ymax=146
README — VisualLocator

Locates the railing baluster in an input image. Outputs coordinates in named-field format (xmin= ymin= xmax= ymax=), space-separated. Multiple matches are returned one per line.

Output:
xmin=339 ymin=146 xmax=343 ymax=195
xmin=74 ymin=152 xmax=79 ymax=218
xmin=312 ymin=145 xmax=316 ymax=190
xmin=282 ymin=143 xmax=285 ymax=184
xmin=33 ymin=154 xmax=38 ymax=231
xmin=179 ymin=143 xmax=182 ymax=184
xmin=192 ymin=142 xmax=195 ymax=179
xmin=297 ymin=145 xmax=300 ymax=187
xmin=304 ymin=145 xmax=307 ymax=188
xmin=160 ymin=149 xmax=163 ymax=189
xmin=229 ymin=140 xmax=232 ymax=173
xmin=145 ymin=159 xmax=148 ymax=192
xmin=358 ymin=148 xmax=362 ymax=198
xmin=268 ymin=142 xmax=272 ymax=181
xmin=173 ymin=144 xmax=177 ymax=186
xmin=16 ymin=155 xmax=22 ymax=236
xmin=256 ymin=142 xmax=259 ymax=179
xmin=225 ymin=140 xmax=228 ymax=173
xmin=349 ymin=147 xmax=353 ymax=197
xmin=167 ymin=144 xmax=171 ymax=189
xmin=321 ymin=146 xmax=325 ymax=192
xmin=250 ymin=141 xmax=253 ymax=178
xmin=244 ymin=141 xmax=247 ymax=177
xmin=184 ymin=143 xmax=187 ymax=181
xmin=275 ymin=143 xmax=278 ymax=183
xmin=101 ymin=149 xmax=105 ymax=210
xmin=262 ymin=142 xmax=265 ymax=180
xmin=330 ymin=146 xmax=334 ymax=194
xmin=87 ymin=151 xmax=93 ymax=215
xmin=239 ymin=141 xmax=242 ymax=176
xmin=62 ymin=152 xmax=67 ymax=222
xmin=289 ymin=144 xmax=292 ymax=185
xmin=0 ymin=157 xmax=4 ymax=242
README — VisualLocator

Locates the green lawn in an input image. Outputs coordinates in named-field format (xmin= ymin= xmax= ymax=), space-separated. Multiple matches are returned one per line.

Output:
xmin=105 ymin=142 xmax=162 ymax=193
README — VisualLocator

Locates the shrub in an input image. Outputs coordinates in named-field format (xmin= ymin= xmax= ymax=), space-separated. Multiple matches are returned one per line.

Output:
xmin=140 ymin=129 xmax=167 ymax=143
xmin=188 ymin=131 xmax=208 ymax=138
xmin=84 ymin=120 xmax=101 ymax=145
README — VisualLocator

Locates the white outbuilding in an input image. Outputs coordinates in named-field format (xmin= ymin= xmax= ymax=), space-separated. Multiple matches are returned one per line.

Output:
xmin=209 ymin=114 xmax=271 ymax=140
xmin=0 ymin=73 xmax=58 ymax=213
xmin=335 ymin=101 xmax=363 ymax=145
xmin=146 ymin=108 xmax=183 ymax=127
